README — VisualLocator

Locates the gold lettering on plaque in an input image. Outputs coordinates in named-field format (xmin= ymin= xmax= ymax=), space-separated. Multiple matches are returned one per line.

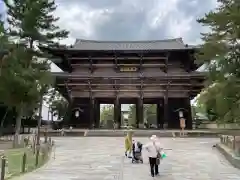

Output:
xmin=120 ymin=67 xmax=137 ymax=72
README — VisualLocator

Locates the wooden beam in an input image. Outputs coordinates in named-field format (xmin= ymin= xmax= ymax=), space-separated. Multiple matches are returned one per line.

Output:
xmin=70 ymin=89 xmax=200 ymax=92
xmin=71 ymin=63 xmax=166 ymax=67
xmin=59 ymin=73 xmax=205 ymax=80
xmin=58 ymin=83 xmax=204 ymax=86
xmin=69 ymin=56 xmax=168 ymax=60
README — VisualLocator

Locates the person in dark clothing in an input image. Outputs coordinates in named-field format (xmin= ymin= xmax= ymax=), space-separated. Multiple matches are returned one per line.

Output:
xmin=143 ymin=135 xmax=161 ymax=177
xmin=149 ymin=157 xmax=159 ymax=176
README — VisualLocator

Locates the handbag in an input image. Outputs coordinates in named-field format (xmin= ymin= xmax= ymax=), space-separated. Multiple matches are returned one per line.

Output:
xmin=153 ymin=143 xmax=161 ymax=165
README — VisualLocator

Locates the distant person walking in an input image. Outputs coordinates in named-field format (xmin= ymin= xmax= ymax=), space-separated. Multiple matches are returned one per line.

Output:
xmin=144 ymin=135 xmax=162 ymax=177
xmin=178 ymin=110 xmax=186 ymax=137
xmin=180 ymin=117 xmax=186 ymax=137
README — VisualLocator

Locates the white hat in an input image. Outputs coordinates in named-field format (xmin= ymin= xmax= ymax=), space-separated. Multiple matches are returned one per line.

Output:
xmin=150 ymin=135 xmax=157 ymax=141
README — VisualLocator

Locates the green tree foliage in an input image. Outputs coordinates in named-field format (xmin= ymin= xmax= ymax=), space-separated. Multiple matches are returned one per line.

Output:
xmin=128 ymin=105 xmax=136 ymax=125
xmin=128 ymin=104 xmax=157 ymax=125
xmin=145 ymin=104 xmax=157 ymax=123
xmin=49 ymin=90 xmax=68 ymax=121
xmin=3 ymin=0 xmax=69 ymax=49
xmin=1 ymin=0 xmax=69 ymax=144
xmin=197 ymin=0 xmax=240 ymax=124
xmin=100 ymin=105 xmax=114 ymax=122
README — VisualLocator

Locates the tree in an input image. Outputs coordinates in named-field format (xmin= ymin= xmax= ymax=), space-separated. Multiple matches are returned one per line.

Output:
xmin=128 ymin=104 xmax=157 ymax=125
xmin=0 ymin=44 xmax=51 ymax=144
xmin=197 ymin=0 xmax=240 ymax=124
xmin=49 ymin=94 xmax=68 ymax=121
xmin=100 ymin=105 xmax=114 ymax=128
xmin=100 ymin=105 xmax=114 ymax=122
xmin=2 ymin=0 xmax=69 ymax=145
xmin=145 ymin=104 xmax=157 ymax=123
xmin=128 ymin=105 xmax=136 ymax=125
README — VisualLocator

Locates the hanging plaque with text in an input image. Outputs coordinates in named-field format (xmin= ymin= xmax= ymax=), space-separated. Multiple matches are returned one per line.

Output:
xmin=119 ymin=66 xmax=138 ymax=72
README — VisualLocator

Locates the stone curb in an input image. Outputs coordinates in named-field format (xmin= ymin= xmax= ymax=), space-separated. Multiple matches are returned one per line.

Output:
xmin=216 ymin=143 xmax=240 ymax=169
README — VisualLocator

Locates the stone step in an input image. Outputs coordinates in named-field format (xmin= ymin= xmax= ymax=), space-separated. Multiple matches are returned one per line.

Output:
xmin=85 ymin=130 xmax=219 ymax=137
xmin=46 ymin=129 xmax=220 ymax=137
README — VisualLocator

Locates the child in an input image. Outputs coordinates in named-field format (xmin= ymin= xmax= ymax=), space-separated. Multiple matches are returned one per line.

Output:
xmin=124 ymin=129 xmax=133 ymax=158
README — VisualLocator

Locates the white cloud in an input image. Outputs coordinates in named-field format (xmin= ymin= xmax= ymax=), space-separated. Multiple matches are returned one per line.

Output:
xmin=147 ymin=0 xmax=180 ymax=29
xmin=54 ymin=2 xmax=113 ymax=45
xmin=167 ymin=15 xmax=194 ymax=40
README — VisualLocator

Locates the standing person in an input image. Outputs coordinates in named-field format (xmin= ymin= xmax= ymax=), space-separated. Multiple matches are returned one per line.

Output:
xmin=180 ymin=117 xmax=186 ymax=137
xmin=124 ymin=129 xmax=133 ymax=158
xmin=144 ymin=135 xmax=162 ymax=177
xmin=178 ymin=110 xmax=186 ymax=137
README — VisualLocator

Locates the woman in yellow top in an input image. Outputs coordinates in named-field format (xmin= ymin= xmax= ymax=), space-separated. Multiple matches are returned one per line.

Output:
xmin=124 ymin=129 xmax=133 ymax=158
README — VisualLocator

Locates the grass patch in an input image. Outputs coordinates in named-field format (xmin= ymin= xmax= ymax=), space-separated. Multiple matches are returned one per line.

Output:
xmin=1 ymin=145 xmax=51 ymax=179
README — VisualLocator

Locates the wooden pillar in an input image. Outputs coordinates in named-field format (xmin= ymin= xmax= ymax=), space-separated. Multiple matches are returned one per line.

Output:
xmin=163 ymin=95 xmax=168 ymax=128
xmin=114 ymin=96 xmax=121 ymax=128
xmin=186 ymin=97 xmax=192 ymax=129
xmin=136 ymin=97 xmax=143 ymax=128
xmin=164 ymin=82 xmax=169 ymax=128
xmin=139 ymin=54 xmax=143 ymax=72
xmin=114 ymin=54 xmax=118 ymax=72
xmin=157 ymin=102 xmax=164 ymax=129
xmin=163 ymin=52 xmax=169 ymax=128
xmin=89 ymin=56 xmax=94 ymax=73
xmin=64 ymin=100 xmax=72 ymax=127
xmin=164 ymin=52 xmax=169 ymax=73
xmin=94 ymin=101 xmax=100 ymax=128
xmin=89 ymin=97 xmax=95 ymax=128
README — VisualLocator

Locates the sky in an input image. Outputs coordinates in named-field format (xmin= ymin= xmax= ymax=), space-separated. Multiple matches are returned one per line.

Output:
xmin=1 ymin=0 xmax=218 ymax=120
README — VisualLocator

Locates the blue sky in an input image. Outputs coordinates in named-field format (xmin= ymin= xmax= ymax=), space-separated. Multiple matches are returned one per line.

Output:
xmin=1 ymin=0 xmax=218 ymax=119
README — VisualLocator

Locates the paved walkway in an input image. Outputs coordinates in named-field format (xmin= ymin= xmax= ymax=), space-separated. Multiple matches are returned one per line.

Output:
xmin=15 ymin=137 xmax=240 ymax=180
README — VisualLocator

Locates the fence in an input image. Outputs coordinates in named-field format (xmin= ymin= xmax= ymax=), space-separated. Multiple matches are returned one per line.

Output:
xmin=220 ymin=135 xmax=240 ymax=156
xmin=0 ymin=137 xmax=54 ymax=180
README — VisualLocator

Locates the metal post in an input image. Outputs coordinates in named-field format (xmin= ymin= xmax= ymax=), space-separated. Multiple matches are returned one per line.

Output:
xmin=1 ymin=155 xmax=6 ymax=180
xmin=21 ymin=152 xmax=27 ymax=173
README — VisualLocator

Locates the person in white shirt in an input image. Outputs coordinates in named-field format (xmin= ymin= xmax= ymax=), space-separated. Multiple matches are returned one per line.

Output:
xmin=144 ymin=135 xmax=161 ymax=177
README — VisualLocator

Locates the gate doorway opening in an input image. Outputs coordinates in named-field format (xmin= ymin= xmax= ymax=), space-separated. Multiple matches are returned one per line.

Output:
xmin=121 ymin=104 xmax=135 ymax=128
xmin=143 ymin=104 xmax=157 ymax=129
xmin=100 ymin=104 xmax=114 ymax=128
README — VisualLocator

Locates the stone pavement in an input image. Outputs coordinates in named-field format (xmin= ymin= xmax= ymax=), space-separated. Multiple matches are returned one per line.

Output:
xmin=14 ymin=137 xmax=240 ymax=180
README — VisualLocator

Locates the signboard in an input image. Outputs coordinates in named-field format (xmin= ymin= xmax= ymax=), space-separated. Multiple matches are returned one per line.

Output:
xmin=119 ymin=66 xmax=138 ymax=72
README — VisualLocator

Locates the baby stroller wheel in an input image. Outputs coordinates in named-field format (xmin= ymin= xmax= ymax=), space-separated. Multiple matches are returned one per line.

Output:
xmin=132 ymin=159 xmax=135 ymax=163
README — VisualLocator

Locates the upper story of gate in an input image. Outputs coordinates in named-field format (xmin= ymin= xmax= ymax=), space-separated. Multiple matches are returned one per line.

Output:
xmin=42 ymin=38 xmax=202 ymax=76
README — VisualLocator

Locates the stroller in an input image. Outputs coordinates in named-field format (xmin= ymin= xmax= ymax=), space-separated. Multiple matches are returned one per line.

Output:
xmin=132 ymin=141 xmax=143 ymax=163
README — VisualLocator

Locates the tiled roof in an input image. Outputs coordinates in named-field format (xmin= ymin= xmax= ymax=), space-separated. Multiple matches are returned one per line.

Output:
xmin=71 ymin=38 xmax=194 ymax=51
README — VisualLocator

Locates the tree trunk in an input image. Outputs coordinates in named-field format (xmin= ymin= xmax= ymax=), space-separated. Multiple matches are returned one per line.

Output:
xmin=13 ymin=106 xmax=23 ymax=148
xmin=0 ymin=108 xmax=9 ymax=136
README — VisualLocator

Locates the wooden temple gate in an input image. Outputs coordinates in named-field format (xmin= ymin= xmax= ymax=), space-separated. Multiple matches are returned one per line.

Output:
xmin=42 ymin=38 xmax=205 ymax=129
